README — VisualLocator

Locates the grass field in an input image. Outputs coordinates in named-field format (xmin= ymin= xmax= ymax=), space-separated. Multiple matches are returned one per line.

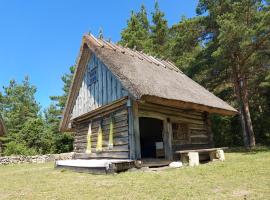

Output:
xmin=0 ymin=148 xmax=270 ymax=200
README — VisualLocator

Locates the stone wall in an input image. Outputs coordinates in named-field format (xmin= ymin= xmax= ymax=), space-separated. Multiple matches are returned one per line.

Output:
xmin=0 ymin=152 xmax=74 ymax=165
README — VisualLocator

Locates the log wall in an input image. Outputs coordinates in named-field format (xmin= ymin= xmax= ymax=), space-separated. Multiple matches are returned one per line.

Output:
xmin=138 ymin=102 xmax=213 ymax=155
xmin=73 ymin=104 xmax=129 ymax=159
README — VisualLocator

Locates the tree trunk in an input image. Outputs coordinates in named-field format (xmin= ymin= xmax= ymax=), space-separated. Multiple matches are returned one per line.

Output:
xmin=233 ymin=72 xmax=249 ymax=148
xmin=242 ymin=76 xmax=256 ymax=147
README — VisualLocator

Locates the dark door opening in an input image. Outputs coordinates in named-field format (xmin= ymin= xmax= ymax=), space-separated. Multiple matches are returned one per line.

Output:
xmin=139 ymin=117 xmax=164 ymax=158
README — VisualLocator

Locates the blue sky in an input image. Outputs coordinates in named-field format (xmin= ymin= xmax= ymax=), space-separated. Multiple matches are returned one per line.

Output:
xmin=0 ymin=0 xmax=198 ymax=109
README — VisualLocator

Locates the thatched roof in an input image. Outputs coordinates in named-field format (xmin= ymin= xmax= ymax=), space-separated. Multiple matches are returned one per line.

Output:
xmin=0 ymin=114 xmax=7 ymax=136
xmin=60 ymin=34 xmax=237 ymax=131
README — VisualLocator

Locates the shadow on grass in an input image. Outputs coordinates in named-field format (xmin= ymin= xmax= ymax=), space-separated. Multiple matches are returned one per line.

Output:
xmin=225 ymin=145 xmax=270 ymax=155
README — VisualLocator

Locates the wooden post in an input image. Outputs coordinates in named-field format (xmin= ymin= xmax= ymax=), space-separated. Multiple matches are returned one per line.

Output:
xmin=133 ymin=101 xmax=141 ymax=159
xmin=127 ymin=98 xmax=135 ymax=159
xmin=163 ymin=118 xmax=173 ymax=160
xmin=128 ymin=98 xmax=141 ymax=160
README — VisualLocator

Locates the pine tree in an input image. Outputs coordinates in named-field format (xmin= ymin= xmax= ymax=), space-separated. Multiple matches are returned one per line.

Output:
xmin=150 ymin=1 xmax=168 ymax=57
xmin=120 ymin=5 xmax=150 ymax=51
xmin=0 ymin=76 xmax=40 ymax=140
xmin=45 ymin=66 xmax=75 ymax=153
xmin=193 ymin=0 xmax=270 ymax=147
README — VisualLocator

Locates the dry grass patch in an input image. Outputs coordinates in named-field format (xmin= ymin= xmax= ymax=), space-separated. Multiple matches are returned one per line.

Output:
xmin=0 ymin=148 xmax=270 ymax=200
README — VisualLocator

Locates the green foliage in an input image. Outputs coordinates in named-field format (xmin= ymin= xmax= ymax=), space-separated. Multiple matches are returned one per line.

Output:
xmin=47 ymin=66 xmax=75 ymax=153
xmin=149 ymin=1 xmax=168 ymax=56
xmin=211 ymin=115 xmax=243 ymax=147
xmin=120 ymin=5 xmax=150 ymax=51
xmin=4 ymin=141 xmax=37 ymax=156
xmin=0 ymin=77 xmax=40 ymax=140
xmin=18 ymin=118 xmax=54 ymax=154
xmin=54 ymin=133 xmax=74 ymax=154
xmin=0 ymin=68 xmax=74 ymax=155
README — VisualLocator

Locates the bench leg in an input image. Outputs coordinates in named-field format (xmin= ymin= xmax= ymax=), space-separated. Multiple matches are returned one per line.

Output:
xmin=180 ymin=153 xmax=189 ymax=165
xmin=209 ymin=150 xmax=225 ymax=162
xmin=188 ymin=152 xmax=199 ymax=167
xmin=216 ymin=150 xmax=225 ymax=161
xmin=209 ymin=151 xmax=217 ymax=161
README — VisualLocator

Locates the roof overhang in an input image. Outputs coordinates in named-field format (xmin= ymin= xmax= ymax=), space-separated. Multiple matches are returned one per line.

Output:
xmin=141 ymin=95 xmax=238 ymax=116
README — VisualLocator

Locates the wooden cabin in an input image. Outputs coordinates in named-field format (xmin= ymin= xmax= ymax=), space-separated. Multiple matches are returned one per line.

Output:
xmin=0 ymin=114 xmax=7 ymax=153
xmin=60 ymin=34 xmax=237 ymax=162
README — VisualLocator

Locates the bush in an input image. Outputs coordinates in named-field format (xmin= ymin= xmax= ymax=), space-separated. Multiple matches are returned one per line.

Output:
xmin=54 ymin=133 xmax=74 ymax=153
xmin=3 ymin=141 xmax=37 ymax=156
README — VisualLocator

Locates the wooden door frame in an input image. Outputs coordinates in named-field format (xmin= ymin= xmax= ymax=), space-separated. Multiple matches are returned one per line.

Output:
xmin=136 ymin=111 xmax=173 ymax=160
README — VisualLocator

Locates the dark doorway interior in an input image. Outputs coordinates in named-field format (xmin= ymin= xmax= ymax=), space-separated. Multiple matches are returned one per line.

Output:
xmin=139 ymin=117 xmax=164 ymax=158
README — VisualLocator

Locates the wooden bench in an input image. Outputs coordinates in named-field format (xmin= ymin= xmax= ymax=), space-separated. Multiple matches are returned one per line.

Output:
xmin=175 ymin=147 xmax=228 ymax=166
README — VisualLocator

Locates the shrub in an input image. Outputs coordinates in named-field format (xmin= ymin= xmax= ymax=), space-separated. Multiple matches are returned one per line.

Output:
xmin=3 ymin=141 xmax=37 ymax=156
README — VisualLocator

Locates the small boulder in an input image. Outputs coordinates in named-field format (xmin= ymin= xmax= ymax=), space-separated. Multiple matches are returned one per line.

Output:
xmin=169 ymin=161 xmax=183 ymax=168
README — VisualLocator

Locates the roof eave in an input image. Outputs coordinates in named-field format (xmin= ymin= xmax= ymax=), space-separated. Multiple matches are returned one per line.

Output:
xmin=141 ymin=95 xmax=238 ymax=116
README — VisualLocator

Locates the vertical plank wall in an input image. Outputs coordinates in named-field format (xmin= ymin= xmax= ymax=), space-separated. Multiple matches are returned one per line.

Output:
xmin=71 ymin=54 xmax=128 ymax=119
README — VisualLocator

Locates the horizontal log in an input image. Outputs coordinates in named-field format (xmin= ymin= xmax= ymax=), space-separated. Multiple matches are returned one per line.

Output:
xmin=77 ymin=110 xmax=128 ymax=129
xmin=74 ymin=136 xmax=129 ymax=146
xmin=139 ymin=103 xmax=204 ymax=120
xmin=74 ymin=144 xmax=129 ymax=153
xmin=141 ymin=96 xmax=237 ymax=116
xmin=75 ymin=125 xmax=128 ymax=137
xmin=74 ymin=152 xmax=129 ymax=159
xmin=139 ymin=110 xmax=205 ymax=125
xmin=190 ymin=137 xmax=209 ymax=144
xmin=75 ymin=130 xmax=128 ymax=141
xmin=73 ymin=99 xmax=128 ymax=123
xmin=190 ymin=130 xmax=208 ymax=136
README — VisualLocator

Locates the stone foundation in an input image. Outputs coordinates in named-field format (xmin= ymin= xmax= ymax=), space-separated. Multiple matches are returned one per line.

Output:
xmin=0 ymin=152 xmax=74 ymax=165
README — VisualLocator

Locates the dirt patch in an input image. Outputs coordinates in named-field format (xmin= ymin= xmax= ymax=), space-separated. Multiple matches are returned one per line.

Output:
xmin=232 ymin=189 xmax=250 ymax=198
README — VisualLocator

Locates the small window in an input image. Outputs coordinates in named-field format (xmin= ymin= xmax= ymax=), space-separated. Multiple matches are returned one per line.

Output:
xmin=89 ymin=67 xmax=98 ymax=85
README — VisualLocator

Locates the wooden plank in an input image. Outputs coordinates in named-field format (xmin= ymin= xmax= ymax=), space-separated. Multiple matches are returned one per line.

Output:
xmin=139 ymin=103 xmax=204 ymax=120
xmin=128 ymin=98 xmax=135 ymax=159
xmin=112 ymin=76 xmax=117 ymax=101
xmin=175 ymin=147 xmax=228 ymax=154
xmin=75 ymin=130 xmax=128 ymax=141
xmin=98 ymin=59 xmax=103 ymax=106
xmin=163 ymin=120 xmax=173 ymax=160
xmin=139 ymin=107 xmax=204 ymax=124
xmin=107 ymin=69 xmax=112 ymax=104
xmin=72 ymin=97 xmax=128 ymax=123
xmin=142 ymin=96 xmax=237 ymax=116
xmin=74 ymin=152 xmax=129 ymax=159
xmin=102 ymin=63 xmax=107 ymax=105
xmin=133 ymin=101 xmax=141 ymax=159
xmin=94 ymin=56 xmax=99 ymax=109
xmin=116 ymin=80 xmax=122 ymax=99
xmin=139 ymin=110 xmax=204 ymax=125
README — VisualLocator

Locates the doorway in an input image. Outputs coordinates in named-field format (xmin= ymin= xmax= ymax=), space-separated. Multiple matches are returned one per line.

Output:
xmin=139 ymin=117 xmax=164 ymax=158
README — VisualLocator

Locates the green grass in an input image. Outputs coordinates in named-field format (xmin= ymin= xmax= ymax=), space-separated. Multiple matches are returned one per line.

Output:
xmin=1 ymin=149 xmax=270 ymax=200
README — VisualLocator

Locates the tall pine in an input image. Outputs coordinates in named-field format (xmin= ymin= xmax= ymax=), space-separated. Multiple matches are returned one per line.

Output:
xmin=150 ymin=1 xmax=168 ymax=57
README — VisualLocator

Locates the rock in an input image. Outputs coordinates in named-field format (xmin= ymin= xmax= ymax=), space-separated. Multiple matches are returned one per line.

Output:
xmin=169 ymin=161 xmax=183 ymax=168
xmin=0 ymin=152 xmax=75 ymax=165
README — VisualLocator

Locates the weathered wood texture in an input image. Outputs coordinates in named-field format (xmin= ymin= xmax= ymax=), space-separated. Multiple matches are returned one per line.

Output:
xmin=73 ymin=105 xmax=129 ymax=159
xmin=138 ymin=102 xmax=213 ymax=154
xmin=71 ymin=54 xmax=128 ymax=119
